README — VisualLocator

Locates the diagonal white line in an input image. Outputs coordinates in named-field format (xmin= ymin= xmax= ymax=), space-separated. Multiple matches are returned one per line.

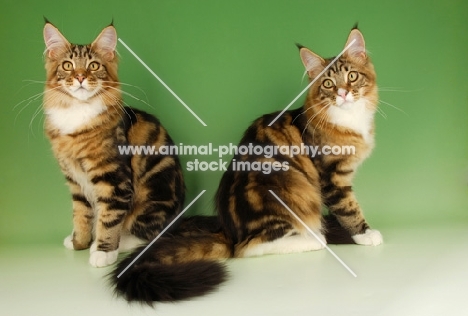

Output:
xmin=268 ymin=190 xmax=357 ymax=278
xmin=118 ymin=38 xmax=207 ymax=127
xmin=117 ymin=190 xmax=207 ymax=278
xmin=268 ymin=39 xmax=356 ymax=126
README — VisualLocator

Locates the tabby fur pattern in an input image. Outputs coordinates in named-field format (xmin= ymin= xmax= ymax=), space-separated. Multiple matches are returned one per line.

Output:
xmin=111 ymin=26 xmax=382 ymax=304
xmin=43 ymin=22 xmax=184 ymax=268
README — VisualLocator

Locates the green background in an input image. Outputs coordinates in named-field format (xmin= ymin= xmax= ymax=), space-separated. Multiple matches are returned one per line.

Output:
xmin=1 ymin=0 xmax=467 ymax=247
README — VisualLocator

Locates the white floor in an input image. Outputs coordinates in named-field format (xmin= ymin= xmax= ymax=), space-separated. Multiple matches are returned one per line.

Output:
xmin=1 ymin=223 xmax=467 ymax=316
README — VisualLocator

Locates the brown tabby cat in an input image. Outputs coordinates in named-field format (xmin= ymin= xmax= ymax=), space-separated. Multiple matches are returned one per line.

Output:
xmin=43 ymin=21 xmax=185 ymax=267
xmin=111 ymin=26 xmax=382 ymax=303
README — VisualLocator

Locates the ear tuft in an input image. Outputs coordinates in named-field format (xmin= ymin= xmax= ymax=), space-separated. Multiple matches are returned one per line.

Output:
xmin=92 ymin=26 xmax=117 ymax=61
xmin=295 ymin=43 xmax=306 ymax=50
xmin=43 ymin=23 xmax=69 ymax=60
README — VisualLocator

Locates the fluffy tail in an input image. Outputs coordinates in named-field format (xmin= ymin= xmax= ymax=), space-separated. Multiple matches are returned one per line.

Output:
xmin=110 ymin=214 xmax=354 ymax=304
xmin=109 ymin=216 xmax=231 ymax=304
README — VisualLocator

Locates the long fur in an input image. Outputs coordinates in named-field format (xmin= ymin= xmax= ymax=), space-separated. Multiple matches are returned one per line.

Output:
xmin=110 ymin=216 xmax=230 ymax=304
xmin=109 ymin=26 xmax=377 ymax=304
xmin=111 ymin=246 xmax=228 ymax=304
xmin=109 ymin=27 xmax=380 ymax=304
xmin=109 ymin=215 xmax=354 ymax=304
xmin=323 ymin=214 xmax=356 ymax=244
xmin=42 ymin=22 xmax=185 ymax=268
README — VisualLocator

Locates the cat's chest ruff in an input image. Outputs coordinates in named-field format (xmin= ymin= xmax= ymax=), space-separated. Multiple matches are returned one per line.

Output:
xmin=45 ymin=99 xmax=107 ymax=135
xmin=326 ymin=98 xmax=374 ymax=143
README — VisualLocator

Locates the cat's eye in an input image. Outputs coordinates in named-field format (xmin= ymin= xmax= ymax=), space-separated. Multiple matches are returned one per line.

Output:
xmin=348 ymin=71 xmax=359 ymax=82
xmin=88 ymin=62 xmax=100 ymax=71
xmin=62 ymin=61 xmax=73 ymax=71
xmin=322 ymin=79 xmax=334 ymax=89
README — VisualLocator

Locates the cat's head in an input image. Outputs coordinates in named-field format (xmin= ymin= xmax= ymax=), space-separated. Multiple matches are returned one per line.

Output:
xmin=299 ymin=27 xmax=378 ymax=119
xmin=43 ymin=22 xmax=119 ymax=105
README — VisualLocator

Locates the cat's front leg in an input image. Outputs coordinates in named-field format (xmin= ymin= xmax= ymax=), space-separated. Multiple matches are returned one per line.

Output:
xmin=64 ymin=179 xmax=94 ymax=250
xmin=322 ymin=169 xmax=382 ymax=246
xmin=89 ymin=179 xmax=133 ymax=267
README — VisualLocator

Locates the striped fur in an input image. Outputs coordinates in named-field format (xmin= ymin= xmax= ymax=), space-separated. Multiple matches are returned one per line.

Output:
xmin=217 ymin=27 xmax=383 ymax=255
xmin=111 ymin=27 xmax=382 ymax=304
xmin=43 ymin=22 xmax=185 ymax=267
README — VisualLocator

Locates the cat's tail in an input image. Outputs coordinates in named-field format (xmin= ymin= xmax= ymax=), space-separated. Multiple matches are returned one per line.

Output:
xmin=110 ymin=215 xmax=354 ymax=304
xmin=109 ymin=216 xmax=231 ymax=305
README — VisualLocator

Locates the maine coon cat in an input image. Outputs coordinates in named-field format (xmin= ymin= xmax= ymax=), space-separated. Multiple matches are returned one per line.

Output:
xmin=111 ymin=26 xmax=382 ymax=303
xmin=42 ymin=22 xmax=185 ymax=267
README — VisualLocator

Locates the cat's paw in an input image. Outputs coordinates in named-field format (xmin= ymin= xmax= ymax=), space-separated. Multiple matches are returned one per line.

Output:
xmin=89 ymin=250 xmax=119 ymax=267
xmin=352 ymin=229 xmax=383 ymax=246
xmin=89 ymin=243 xmax=118 ymax=267
xmin=63 ymin=235 xmax=74 ymax=250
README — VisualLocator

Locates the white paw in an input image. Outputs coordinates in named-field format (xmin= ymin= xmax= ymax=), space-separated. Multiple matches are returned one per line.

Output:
xmin=89 ymin=244 xmax=119 ymax=267
xmin=352 ymin=229 xmax=383 ymax=246
xmin=63 ymin=235 xmax=74 ymax=250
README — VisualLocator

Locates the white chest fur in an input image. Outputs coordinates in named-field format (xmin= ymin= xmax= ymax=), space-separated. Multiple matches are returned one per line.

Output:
xmin=70 ymin=163 xmax=96 ymax=205
xmin=326 ymin=98 xmax=374 ymax=143
xmin=45 ymin=99 xmax=106 ymax=135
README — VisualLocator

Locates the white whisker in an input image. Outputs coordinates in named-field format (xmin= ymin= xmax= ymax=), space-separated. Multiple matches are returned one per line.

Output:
xmin=378 ymin=86 xmax=424 ymax=93
xmin=378 ymin=99 xmax=407 ymax=115
xmin=22 ymin=79 xmax=53 ymax=85
xmin=104 ymin=85 xmax=154 ymax=109
xmin=313 ymin=106 xmax=330 ymax=137
xmin=301 ymin=102 xmax=330 ymax=138
xmin=13 ymin=86 xmax=61 ymax=130
xmin=20 ymin=72 xmax=150 ymax=139
xmin=29 ymin=102 xmax=45 ymax=138
xmin=375 ymin=106 xmax=388 ymax=120
xmin=13 ymin=88 xmax=51 ymax=111
xmin=97 ymin=90 xmax=134 ymax=124
xmin=292 ymin=99 xmax=327 ymax=125
xmin=102 ymin=81 xmax=153 ymax=109
xmin=102 ymin=80 xmax=149 ymax=99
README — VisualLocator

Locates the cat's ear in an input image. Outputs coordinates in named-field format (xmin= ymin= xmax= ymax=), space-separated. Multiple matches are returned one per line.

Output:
xmin=299 ymin=46 xmax=325 ymax=78
xmin=92 ymin=25 xmax=117 ymax=61
xmin=43 ymin=23 xmax=70 ymax=60
xmin=344 ymin=28 xmax=367 ymax=62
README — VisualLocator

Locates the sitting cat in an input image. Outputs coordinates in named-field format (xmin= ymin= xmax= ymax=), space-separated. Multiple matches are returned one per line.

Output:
xmin=110 ymin=28 xmax=382 ymax=304
xmin=42 ymin=21 xmax=185 ymax=267
xmin=217 ymin=27 xmax=383 ymax=257
xmin=112 ymin=26 xmax=382 ymax=303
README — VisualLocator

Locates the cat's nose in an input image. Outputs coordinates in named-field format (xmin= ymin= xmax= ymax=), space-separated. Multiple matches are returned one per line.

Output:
xmin=75 ymin=73 xmax=86 ymax=84
xmin=337 ymin=88 xmax=348 ymax=98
